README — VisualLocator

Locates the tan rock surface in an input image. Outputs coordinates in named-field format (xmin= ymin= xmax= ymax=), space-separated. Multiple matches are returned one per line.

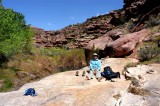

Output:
xmin=0 ymin=58 xmax=138 ymax=106
xmin=120 ymin=64 xmax=160 ymax=106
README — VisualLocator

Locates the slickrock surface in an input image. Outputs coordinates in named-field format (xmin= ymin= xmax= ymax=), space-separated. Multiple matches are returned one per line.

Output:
xmin=0 ymin=58 xmax=138 ymax=106
xmin=120 ymin=64 xmax=160 ymax=106
xmin=1 ymin=58 xmax=159 ymax=106
xmin=0 ymin=58 xmax=160 ymax=106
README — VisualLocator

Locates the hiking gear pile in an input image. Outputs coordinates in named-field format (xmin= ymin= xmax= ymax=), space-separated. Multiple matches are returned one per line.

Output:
xmin=101 ymin=66 xmax=120 ymax=81
xmin=24 ymin=88 xmax=38 ymax=96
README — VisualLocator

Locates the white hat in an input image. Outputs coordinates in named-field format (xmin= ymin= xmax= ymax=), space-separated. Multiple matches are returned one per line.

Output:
xmin=93 ymin=53 xmax=98 ymax=56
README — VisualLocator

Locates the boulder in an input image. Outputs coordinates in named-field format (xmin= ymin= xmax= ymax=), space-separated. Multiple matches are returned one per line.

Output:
xmin=85 ymin=29 xmax=125 ymax=50
xmin=84 ymin=29 xmax=147 ymax=60
xmin=84 ymin=29 xmax=125 ymax=63
xmin=85 ymin=35 xmax=113 ymax=51
xmin=105 ymin=29 xmax=148 ymax=57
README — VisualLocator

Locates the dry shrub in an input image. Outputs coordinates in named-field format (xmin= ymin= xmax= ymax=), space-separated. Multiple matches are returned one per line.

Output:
xmin=127 ymin=21 xmax=136 ymax=32
xmin=128 ymin=86 xmax=150 ymax=96
xmin=58 ymin=49 xmax=85 ymax=71
xmin=21 ymin=56 xmax=57 ymax=75
xmin=138 ymin=43 xmax=160 ymax=62
xmin=122 ymin=62 xmax=138 ymax=75
xmin=1 ymin=48 xmax=86 ymax=91
xmin=113 ymin=93 xmax=121 ymax=100
xmin=145 ymin=17 xmax=160 ymax=27
xmin=7 ymin=54 xmax=58 ymax=83
xmin=7 ymin=48 xmax=85 ymax=80
xmin=0 ymin=69 xmax=15 ymax=92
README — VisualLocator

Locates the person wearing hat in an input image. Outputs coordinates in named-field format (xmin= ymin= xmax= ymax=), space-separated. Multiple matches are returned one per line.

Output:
xmin=86 ymin=53 xmax=101 ymax=80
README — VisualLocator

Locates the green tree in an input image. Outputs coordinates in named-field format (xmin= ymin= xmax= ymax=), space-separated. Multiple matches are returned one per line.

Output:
xmin=0 ymin=6 xmax=33 ymax=59
xmin=0 ymin=0 xmax=2 ymax=6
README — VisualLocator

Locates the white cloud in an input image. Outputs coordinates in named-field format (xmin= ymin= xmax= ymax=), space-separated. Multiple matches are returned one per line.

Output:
xmin=47 ymin=22 xmax=53 ymax=26
xmin=68 ymin=16 xmax=75 ymax=20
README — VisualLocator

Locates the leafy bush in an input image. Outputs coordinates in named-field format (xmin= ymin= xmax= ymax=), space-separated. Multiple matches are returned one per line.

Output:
xmin=40 ymin=47 xmax=68 ymax=57
xmin=145 ymin=17 xmax=160 ymax=27
xmin=0 ymin=69 xmax=15 ymax=92
xmin=119 ymin=17 xmax=127 ymax=25
xmin=0 ymin=0 xmax=2 ymax=6
xmin=0 ymin=48 xmax=86 ymax=92
xmin=40 ymin=48 xmax=85 ymax=71
xmin=0 ymin=78 xmax=13 ymax=92
xmin=127 ymin=21 xmax=136 ymax=31
xmin=58 ymin=49 xmax=85 ymax=71
xmin=138 ymin=43 xmax=160 ymax=61
xmin=0 ymin=6 xmax=33 ymax=59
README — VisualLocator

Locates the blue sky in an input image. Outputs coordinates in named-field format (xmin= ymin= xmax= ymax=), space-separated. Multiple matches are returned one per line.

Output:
xmin=3 ymin=0 xmax=123 ymax=31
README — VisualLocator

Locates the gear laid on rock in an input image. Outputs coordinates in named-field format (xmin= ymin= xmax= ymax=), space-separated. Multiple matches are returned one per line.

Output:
xmin=75 ymin=71 xmax=79 ymax=76
xmin=82 ymin=71 xmax=85 ymax=77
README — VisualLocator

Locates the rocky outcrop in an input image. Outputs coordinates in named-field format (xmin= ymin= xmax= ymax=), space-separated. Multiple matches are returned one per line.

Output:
xmin=85 ymin=35 xmax=112 ymax=51
xmin=109 ymin=0 xmax=160 ymax=32
xmin=105 ymin=29 xmax=148 ymax=57
xmin=85 ymin=29 xmax=124 ymax=51
xmin=33 ymin=0 xmax=160 ymax=60
xmin=123 ymin=0 xmax=160 ymax=19
xmin=33 ymin=14 xmax=113 ymax=49
xmin=85 ymin=29 xmax=148 ymax=61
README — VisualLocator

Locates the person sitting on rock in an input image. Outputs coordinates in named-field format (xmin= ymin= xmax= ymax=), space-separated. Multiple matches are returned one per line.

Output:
xmin=98 ymin=66 xmax=120 ymax=82
xmin=86 ymin=53 xmax=101 ymax=80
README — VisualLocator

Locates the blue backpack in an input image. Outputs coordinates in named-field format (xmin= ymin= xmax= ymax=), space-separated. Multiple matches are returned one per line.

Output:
xmin=24 ymin=88 xmax=37 ymax=96
xmin=104 ymin=66 xmax=112 ymax=76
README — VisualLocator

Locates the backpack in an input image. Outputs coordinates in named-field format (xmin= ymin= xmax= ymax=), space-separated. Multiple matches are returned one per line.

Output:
xmin=24 ymin=88 xmax=37 ymax=96
xmin=103 ymin=66 xmax=113 ymax=76
xmin=103 ymin=66 xmax=120 ymax=80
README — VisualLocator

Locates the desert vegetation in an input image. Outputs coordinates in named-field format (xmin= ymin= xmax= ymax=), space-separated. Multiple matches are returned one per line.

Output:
xmin=0 ymin=6 xmax=33 ymax=60
xmin=138 ymin=43 xmax=160 ymax=63
xmin=0 ymin=47 xmax=85 ymax=92
xmin=0 ymin=2 xmax=86 ymax=92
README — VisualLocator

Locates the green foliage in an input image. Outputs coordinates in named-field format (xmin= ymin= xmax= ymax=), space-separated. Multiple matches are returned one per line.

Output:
xmin=58 ymin=49 xmax=85 ymax=71
xmin=145 ymin=17 xmax=160 ymax=27
xmin=0 ymin=47 xmax=86 ymax=92
xmin=0 ymin=78 xmax=13 ymax=92
xmin=40 ymin=47 xmax=69 ymax=57
xmin=119 ymin=17 xmax=127 ymax=25
xmin=0 ymin=0 xmax=2 ymax=6
xmin=0 ymin=68 xmax=15 ymax=92
xmin=40 ymin=48 xmax=85 ymax=70
xmin=0 ymin=6 xmax=33 ymax=59
xmin=127 ymin=21 xmax=136 ymax=31
xmin=138 ymin=43 xmax=160 ymax=62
